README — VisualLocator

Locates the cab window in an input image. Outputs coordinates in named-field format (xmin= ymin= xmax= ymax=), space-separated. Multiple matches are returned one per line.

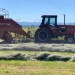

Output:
xmin=49 ymin=18 xmax=55 ymax=26
xmin=44 ymin=17 xmax=49 ymax=24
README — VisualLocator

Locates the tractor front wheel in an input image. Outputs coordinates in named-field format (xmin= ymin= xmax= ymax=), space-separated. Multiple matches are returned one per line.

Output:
xmin=65 ymin=35 xmax=74 ymax=43
xmin=34 ymin=28 xmax=51 ymax=43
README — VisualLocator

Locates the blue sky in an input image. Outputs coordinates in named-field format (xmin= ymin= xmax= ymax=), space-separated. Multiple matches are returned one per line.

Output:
xmin=0 ymin=0 xmax=75 ymax=23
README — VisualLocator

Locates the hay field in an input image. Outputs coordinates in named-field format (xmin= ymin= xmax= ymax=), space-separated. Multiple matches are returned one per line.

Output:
xmin=0 ymin=26 xmax=75 ymax=75
xmin=0 ymin=43 xmax=75 ymax=75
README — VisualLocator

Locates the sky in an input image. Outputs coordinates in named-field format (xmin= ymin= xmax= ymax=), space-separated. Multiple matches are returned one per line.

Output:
xmin=0 ymin=0 xmax=75 ymax=23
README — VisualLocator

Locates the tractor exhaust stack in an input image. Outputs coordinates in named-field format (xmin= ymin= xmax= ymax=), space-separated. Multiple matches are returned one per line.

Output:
xmin=63 ymin=14 xmax=65 ymax=25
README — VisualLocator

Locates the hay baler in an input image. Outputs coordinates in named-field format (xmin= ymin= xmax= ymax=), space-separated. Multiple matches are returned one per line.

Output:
xmin=0 ymin=8 xmax=31 ymax=43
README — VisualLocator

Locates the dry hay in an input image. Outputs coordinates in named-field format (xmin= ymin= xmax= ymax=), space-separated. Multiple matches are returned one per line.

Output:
xmin=0 ymin=43 xmax=75 ymax=53
xmin=0 ymin=52 xmax=75 ymax=62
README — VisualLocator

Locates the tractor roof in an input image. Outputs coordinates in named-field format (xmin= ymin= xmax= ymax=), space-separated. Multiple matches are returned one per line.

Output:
xmin=41 ymin=15 xmax=57 ymax=17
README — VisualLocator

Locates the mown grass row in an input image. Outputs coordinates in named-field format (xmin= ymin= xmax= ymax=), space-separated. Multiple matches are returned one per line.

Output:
xmin=0 ymin=52 xmax=75 ymax=62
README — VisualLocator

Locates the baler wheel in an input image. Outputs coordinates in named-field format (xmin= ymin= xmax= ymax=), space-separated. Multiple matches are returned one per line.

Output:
xmin=2 ymin=32 xmax=13 ymax=44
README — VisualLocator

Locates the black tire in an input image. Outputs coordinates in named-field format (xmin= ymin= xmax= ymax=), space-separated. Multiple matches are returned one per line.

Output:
xmin=2 ymin=32 xmax=8 ymax=42
xmin=65 ymin=35 xmax=74 ymax=43
xmin=34 ymin=28 xmax=52 ymax=43
xmin=2 ymin=32 xmax=13 ymax=43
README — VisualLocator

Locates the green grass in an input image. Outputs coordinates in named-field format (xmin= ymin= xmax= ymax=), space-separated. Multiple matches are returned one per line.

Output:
xmin=22 ymin=26 xmax=38 ymax=32
xmin=0 ymin=60 xmax=75 ymax=75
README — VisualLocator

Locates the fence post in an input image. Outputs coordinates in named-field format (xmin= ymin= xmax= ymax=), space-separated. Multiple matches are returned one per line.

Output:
xmin=31 ymin=25 xmax=34 ymax=29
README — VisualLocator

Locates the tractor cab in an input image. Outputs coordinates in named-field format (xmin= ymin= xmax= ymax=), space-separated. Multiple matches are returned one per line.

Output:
xmin=40 ymin=15 xmax=67 ymax=33
xmin=41 ymin=15 xmax=57 ymax=27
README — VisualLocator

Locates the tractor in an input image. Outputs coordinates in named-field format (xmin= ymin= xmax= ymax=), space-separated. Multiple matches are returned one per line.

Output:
xmin=34 ymin=14 xmax=75 ymax=43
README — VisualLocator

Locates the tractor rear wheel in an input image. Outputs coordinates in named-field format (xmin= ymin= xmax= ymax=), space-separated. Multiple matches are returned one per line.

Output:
xmin=34 ymin=28 xmax=51 ymax=43
xmin=65 ymin=35 xmax=74 ymax=43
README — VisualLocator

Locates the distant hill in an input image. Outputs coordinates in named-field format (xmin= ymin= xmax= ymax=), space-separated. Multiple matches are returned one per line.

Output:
xmin=17 ymin=22 xmax=41 ymax=26
xmin=16 ymin=21 xmax=75 ymax=27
